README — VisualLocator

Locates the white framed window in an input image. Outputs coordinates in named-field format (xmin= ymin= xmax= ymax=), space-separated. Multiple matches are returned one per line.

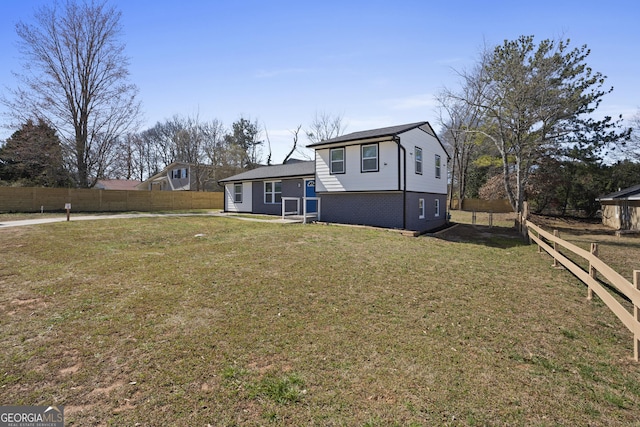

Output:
xmin=330 ymin=147 xmax=345 ymax=174
xmin=419 ymin=198 xmax=425 ymax=219
xmin=435 ymin=199 xmax=440 ymax=217
xmin=264 ymin=181 xmax=282 ymax=204
xmin=361 ymin=143 xmax=378 ymax=172
xmin=172 ymin=168 xmax=188 ymax=179
xmin=415 ymin=147 xmax=423 ymax=175
xmin=435 ymin=155 xmax=441 ymax=179
xmin=234 ymin=183 xmax=243 ymax=203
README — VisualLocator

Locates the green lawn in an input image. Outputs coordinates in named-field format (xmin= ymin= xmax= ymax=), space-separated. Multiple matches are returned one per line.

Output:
xmin=1 ymin=216 xmax=639 ymax=426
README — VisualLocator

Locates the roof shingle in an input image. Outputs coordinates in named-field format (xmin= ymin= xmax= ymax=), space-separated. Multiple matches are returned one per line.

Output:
xmin=306 ymin=121 xmax=428 ymax=147
xmin=218 ymin=161 xmax=315 ymax=183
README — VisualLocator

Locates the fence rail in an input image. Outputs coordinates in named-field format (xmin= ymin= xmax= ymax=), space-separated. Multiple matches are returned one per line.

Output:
xmin=526 ymin=219 xmax=640 ymax=361
xmin=0 ymin=187 xmax=224 ymax=213
xmin=449 ymin=198 xmax=513 ymax=213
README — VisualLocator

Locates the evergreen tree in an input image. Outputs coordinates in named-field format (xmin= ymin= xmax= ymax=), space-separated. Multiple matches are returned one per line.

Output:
xmin=0 ymin=119 xmax=70 ymax=186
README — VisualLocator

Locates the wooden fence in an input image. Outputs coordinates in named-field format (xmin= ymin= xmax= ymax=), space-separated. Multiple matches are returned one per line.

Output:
xmin=526 ymin=219 xmax=640 ymax=361
xmin=0 ymin=187 xmax=224 ymax=213
xmin=450 ymin=198 xmax=513 ymax=213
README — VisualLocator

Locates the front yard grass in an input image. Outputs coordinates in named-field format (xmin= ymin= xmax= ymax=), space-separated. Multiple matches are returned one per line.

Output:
xmin=1 ymin=216 xmax=639 ymax=426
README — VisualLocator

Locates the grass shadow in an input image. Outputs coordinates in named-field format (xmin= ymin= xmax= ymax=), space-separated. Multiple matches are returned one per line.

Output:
xmin=434 ymin=223 xmax=528 ymax=249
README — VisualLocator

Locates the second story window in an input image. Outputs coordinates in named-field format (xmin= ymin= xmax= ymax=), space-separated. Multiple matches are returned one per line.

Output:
xmin=330 ymin=148 xmax=345 ymax=174
xmin=435 ymin=154 xmax=441 ymax=179
xmin=172 ymin=168 xmax=188 ymax=179
xmin=415 ymin=147 xmax=423 ymax=174
xmin=361 ymin=144 xmax=378 ymax=172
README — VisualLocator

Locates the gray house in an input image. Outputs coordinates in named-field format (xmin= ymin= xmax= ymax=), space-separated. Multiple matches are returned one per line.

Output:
xmin=220 ymin=121 xmax=449 ymax=233
xmin=219 ymin=160 xmax=316 ymax=216
xmin=136 ymin=162 xmax=218 ymax=192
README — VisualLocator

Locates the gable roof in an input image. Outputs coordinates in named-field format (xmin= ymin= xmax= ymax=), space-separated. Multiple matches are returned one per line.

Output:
xmin=219 ymin=161 xmax=315 ymax=183
xmin=597 ymin=184 xmax=640 ymax=201
xmin=95 ymin=179 xmax=142 ymax=191
xmin=306 ymin=121 xmax=428 ymax=148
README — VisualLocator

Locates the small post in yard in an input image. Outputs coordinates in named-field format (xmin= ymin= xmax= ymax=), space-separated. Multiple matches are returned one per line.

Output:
xmin=552 ymin=230 xmax=559 ymax=267
xmin=489 ymin=211 xmax=493 ymax=228
xmin=472 ymin=210 xmax=476 ymax=225
xmin=65 ymin=203 xmax=71 ymax=221
xmin=588 ymin=243 xmax=598 ymax=300
xmin=634 ymin=270 xmax=640 ymax=362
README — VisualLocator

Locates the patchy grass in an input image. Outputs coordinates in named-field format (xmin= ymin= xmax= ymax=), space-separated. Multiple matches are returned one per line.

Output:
xmin=1 ymin=216 xmax=640 ymax=425
xmin=530 ymin=214 xmax=640 ymax=283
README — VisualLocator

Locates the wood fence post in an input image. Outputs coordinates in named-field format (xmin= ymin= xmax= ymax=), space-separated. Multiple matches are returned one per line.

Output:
xmin=537 ymin=228 xmax=542 ymax=253
xmin=634 ymin=270 xmax=640 ymax=362
xmin=588 ymin=243 xmax=598 ymax=300
xmin=472 ymin=210 xmax=476 ymax=225
xmin=553 ymin=230 xmax=559 ymax=267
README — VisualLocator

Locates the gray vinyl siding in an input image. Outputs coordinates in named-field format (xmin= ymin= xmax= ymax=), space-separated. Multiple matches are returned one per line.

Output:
xmin=319 ymin=191 xmax=446 ymax=232
xmin=318 ymin=192 xmax=405 ymax=229
xmin=250 ymin=178 xmax=307 ymax=215
xmin=404 ymin=192 xmax=447 ymax=232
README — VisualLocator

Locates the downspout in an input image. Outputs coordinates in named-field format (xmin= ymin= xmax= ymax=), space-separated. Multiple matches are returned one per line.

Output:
xmin=393 ymin=136 xmax=407 ymax=229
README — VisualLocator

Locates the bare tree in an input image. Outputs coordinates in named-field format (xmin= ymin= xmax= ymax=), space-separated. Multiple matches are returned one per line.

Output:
xmin=282 ymin=125 xmax=302 ymax=164
xmin=437 ymin=85 xmax=485 ymax=209
xmin=263 ymin=124 xmax=273 ymax=166
xmin=618 ymin=109 xmax=640 ymax=162
xmin=306 ymin=111 xmax=346 ymax=144
xmin=3 ymin=0 xmax=141 ymax=187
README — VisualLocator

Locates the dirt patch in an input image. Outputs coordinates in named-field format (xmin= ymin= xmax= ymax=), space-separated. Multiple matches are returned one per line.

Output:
xmin=59 ymin=362 xmax=82 ymax=375
xmin=435 ymin=223 xmax=525 ymax=248
xmin=88 ymin=381 xmax=125 ymax=397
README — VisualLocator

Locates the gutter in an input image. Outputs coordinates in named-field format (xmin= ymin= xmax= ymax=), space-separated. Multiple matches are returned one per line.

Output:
xmin=393 ymin=136 xmax=407 ymax=229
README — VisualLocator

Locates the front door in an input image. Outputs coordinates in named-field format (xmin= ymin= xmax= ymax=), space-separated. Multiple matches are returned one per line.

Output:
xmin=305 ymin=179 xmax=316 ymax=213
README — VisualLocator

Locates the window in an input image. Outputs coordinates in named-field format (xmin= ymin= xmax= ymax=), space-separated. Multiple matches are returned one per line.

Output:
xmin=330 ymin=147 xmax=345 ymax=174
xmin=172 ymin=168 xmax=188 ymax=179
xmin=435 ymin=155 xmax=441 ymax=179
xmin=361 ymin=144 xmax=378 ymax=172
xmin=415 ymin=147 xmax=423 ymax=174
xmin=234 ymin=183 xmax=243 ymax=203
xmin=264 ymin=181 xmax=282 ymax=204
xmin=419 ymin=198 xmax=425 ymax=219
xmin=435 ymin=199 xmax=440 ymax=217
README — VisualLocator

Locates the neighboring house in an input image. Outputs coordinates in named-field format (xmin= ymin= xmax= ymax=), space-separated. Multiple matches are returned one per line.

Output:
xmin=597 ymin=184 xmax=640 ymax=231
xmin=219 ymin=160 xmax=316 ymax=215
xmin=136 ymin=162 xmax=217 ymax=191
xmin=220 ymin=121 xmax=449 ymax=233
xmin=95 ymin=179 xmax=141 ymax=190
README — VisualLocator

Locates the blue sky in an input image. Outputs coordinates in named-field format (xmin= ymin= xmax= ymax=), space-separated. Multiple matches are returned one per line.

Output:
xmin=1 ymin=0 xmax=639 ymax=163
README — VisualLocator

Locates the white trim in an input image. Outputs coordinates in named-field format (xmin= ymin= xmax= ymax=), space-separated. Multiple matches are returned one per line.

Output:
xmin=415 ymin=146 xmax=423 ymax=175
xmin=361 ymin=143 xmax=379 ymax=172
xmin=264 ymin=180 xmax=282 ymax=204
xmin=233 ymin=183 xmax=243 ymax=203
xmin=330 ymin=147 xmax=345 ymax=174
